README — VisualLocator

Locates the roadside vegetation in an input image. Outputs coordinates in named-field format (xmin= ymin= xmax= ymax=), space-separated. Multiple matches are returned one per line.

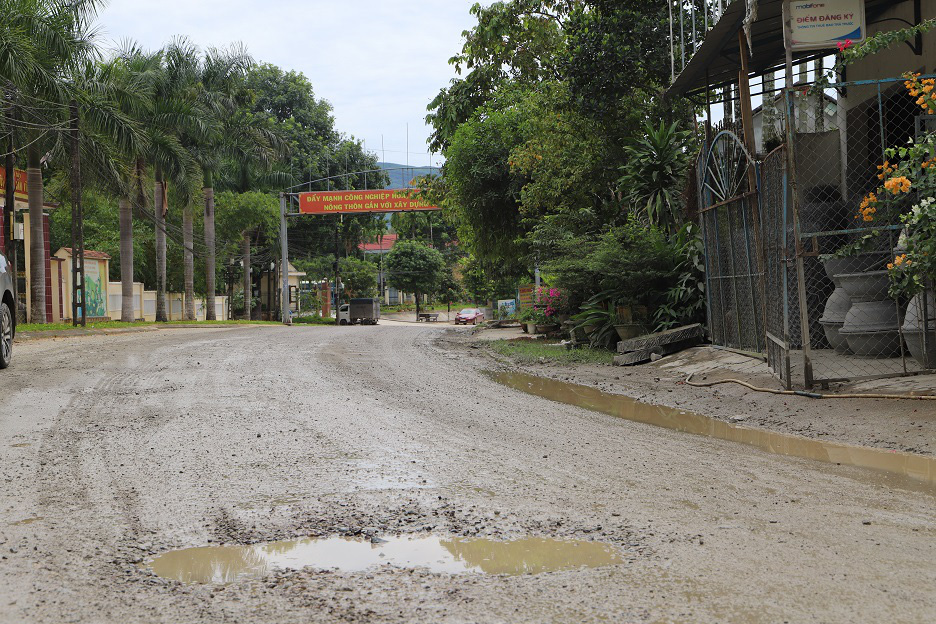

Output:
xmin=2 ymin=0 xmax=389 ymax=327
xmin=414 ymin=1 xmax=707 ymax=349
xmin=17 ymin=319 xmax=285 ymax=332
xmin=489 ymin=339 xmax=614 ymax=365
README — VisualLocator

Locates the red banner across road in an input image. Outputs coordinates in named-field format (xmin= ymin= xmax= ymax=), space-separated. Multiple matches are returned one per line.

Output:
xmin=298 ymin=189 xmax=439 ymax=215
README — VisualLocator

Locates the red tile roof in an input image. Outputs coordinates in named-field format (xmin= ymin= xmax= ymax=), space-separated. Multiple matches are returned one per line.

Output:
xmin=59 ymin=248 xmax=111 ymax=260
xmin=359 ymin=234 xmax=398 ymax=253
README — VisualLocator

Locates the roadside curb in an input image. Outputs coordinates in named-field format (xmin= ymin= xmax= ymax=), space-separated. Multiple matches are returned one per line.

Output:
xmin=14 ymin=323 xmax=286 ymax=342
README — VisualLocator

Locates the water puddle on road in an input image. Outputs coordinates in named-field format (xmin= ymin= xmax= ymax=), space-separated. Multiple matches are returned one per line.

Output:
xmin=149 ymin=535 xmax=623 ymax=583
xmin=10 ymin=516 xmax=43 ymax=526
xmin=488 ymin=371 xmax=936 ymax=493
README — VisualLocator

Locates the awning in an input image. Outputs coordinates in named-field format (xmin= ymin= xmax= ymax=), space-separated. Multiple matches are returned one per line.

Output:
xmin=666 ymin=0 xmax=916 ymax=97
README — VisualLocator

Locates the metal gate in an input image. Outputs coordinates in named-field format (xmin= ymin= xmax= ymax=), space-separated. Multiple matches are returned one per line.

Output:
xmin=698 ymin=131 xmax=765 ymax=354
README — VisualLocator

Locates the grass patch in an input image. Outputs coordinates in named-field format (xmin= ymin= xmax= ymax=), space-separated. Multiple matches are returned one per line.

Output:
xmin=292 ymin=315 xmax=336 ymax=325
xmin=17 ymin=319 xmax=283 ymax=332
xmin=489 ymin=339 xmax=614 ymax=365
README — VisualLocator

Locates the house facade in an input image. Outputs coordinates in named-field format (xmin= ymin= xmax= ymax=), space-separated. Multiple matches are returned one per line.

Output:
xmin=667 ymin=0 xmax=936 ymax=388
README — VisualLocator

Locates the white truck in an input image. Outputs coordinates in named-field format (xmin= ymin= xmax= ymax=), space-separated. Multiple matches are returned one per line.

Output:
xmin=337 ymin=298 xmax=381 ymax=325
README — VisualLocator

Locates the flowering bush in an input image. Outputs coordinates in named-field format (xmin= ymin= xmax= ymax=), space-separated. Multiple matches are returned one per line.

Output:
xmin=889 ymin=195 xmax=936 ymax=297
xmin=905 ymin=72 xmax=936 ymax=115
xmin=535 ymin=287 xmax=568 ymax=319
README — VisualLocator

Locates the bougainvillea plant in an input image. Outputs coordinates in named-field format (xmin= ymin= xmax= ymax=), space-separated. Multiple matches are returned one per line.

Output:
xmin=535 ymin=287 xmax=568 ymax=319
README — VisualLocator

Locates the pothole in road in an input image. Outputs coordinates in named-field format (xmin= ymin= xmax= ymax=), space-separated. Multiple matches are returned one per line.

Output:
xmin=148 ymin=535 xmax=624 ymax=583
xmin=489 ymin=371 xmax=936 ymax=492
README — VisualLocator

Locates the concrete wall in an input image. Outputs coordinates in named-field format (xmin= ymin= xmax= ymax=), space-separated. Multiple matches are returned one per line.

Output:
xmin=106 ymin=283 xmax=229 ymax=322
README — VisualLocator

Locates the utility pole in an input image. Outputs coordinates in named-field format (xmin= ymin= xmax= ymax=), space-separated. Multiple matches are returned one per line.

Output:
xmin=69 ymin=100 xmax=86 ymax=327
xmin=4 ymin=129 xmax=17 ymax=312
xmin=280 ymin=193 xmax=289 ymax=324
xmin=334 ymin=214 xmax=341 ymax=323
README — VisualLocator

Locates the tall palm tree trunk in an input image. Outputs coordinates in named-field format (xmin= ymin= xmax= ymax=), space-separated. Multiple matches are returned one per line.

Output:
xmin=26 ymin=141 xmax=46 ymax=324
xmin=203 ymin=183 xmax=216 ymax=320
xmin=119 ymin=198 xmax=134 ymax=322
xmin=182 ymin=202 xmax=195 ymax=320
xmin=242 ymin=232 xmax=251 ymax=320
xmin=154 ymin=169 xmax=167 ymax=322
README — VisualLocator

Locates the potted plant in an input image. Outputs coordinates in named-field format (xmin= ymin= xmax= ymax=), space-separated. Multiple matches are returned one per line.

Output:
xmin=613 ymin=302 xmax=649 ymax=341
xmin=572 ymin=295 xmax=617 ymax=349
xmin=527 ymin=308 xmax=552 ymax=334
xmin=517 ymin=307 xmax=535 ymax=333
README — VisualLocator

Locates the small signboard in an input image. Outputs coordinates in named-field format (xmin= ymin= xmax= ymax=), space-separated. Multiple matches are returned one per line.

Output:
xmin=497 ymin=299 xmax=517 ymax=319
xmin=298 ymin=189 xmax=439 ymax=215
xmin=790 ymin=0 xmax=865 ymax=51
xmin=518 ymin=286 xmax=534 ymax=309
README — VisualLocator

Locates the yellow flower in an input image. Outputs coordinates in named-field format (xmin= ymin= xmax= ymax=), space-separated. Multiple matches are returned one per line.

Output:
xmin=884 ymin=176 xmax=912 ymax=194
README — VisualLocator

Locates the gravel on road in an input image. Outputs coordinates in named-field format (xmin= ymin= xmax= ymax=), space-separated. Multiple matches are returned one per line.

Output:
xmin=0 ymin=324 xmax=933 ymax=623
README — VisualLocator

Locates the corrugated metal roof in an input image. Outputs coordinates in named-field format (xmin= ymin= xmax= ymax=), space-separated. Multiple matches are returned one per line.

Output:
xmin=667 ymin=0 xmax=915 ymax=97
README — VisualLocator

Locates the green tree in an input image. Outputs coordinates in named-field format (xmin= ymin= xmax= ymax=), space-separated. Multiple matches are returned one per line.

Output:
xmin=444 ymin=87 xmax=528 ymax=273
xmin=338 ymin=256 xmax=377 ymax=298
xmin=617 ymin=121 xmax=692 ymax=232
xmin=386 ymin=240 xmax=445 ymax=319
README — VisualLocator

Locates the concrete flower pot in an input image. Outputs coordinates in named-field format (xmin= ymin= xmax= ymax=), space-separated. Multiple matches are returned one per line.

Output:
xmin=821 ymin=255 xmax=881 ymax=284
xmin=614 ymin=324 xmax=646 ymax=341
xmin=818 ymin=286 xmax=852 ymax=354
xmin=837 ymin=270 xmax=891 ymax=302
xmin=903 ymin=291 xmax=936 ymax=369
xmin=839 ymin=300 xmax=902 ymax=357
xmin=535 ymin=323 xmax=559 ymax=334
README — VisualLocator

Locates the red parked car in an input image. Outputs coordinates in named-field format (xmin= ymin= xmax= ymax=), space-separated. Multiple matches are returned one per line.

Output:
xmin=454 ymin=308 xmax=484 ymax=325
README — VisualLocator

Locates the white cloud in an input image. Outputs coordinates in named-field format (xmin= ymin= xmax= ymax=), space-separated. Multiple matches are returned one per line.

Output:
xmin=95 ymin=0 xmax=487 ymax=166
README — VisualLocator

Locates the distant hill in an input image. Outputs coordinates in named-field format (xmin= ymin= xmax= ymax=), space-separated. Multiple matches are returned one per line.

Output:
xmin=377 ymin=162 xmax=441 ymax=189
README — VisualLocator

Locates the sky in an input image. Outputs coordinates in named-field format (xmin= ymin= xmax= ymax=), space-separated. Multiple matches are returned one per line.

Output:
xmin=95 ymin=1 xmax=489 ymax=167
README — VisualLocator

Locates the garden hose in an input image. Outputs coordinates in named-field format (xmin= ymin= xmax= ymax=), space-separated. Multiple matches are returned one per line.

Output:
xmin=684 ymin=374 xmax=936 ymax=400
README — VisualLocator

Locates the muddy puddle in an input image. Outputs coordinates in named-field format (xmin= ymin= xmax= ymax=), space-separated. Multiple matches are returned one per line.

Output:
xmin=489 ymin=371 xmax=936 ymax=492
xmin=149 ymin=535 xmax=623 ymax=583
xmin=10 ymin=516 xmax=43 ymax=526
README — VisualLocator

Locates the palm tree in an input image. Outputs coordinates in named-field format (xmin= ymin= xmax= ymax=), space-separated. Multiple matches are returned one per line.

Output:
xmin=192 ymin=44 xmax=254 ymax=320
xmin=128 ymin=38 xmax=207 ymax=322
xmin=95 ymin=45 xmax=160 ymax=322
xmin=1 ymin=0 xmax=103 ymax=323
xmin=158 ymin=38 xmax=216 ymax=321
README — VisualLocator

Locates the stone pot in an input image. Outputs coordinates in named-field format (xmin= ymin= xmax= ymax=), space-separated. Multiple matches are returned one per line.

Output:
xmin=837 ymin=270 xmax=891 ymax=302
xmin=902 ymin=291 xmax=936 ymax=369
xmin=614 ymin=324 xmax=646 ymax=341
xmin=821 ymin=255 xmax=882 ymax=284
xmin=818 ymin=286 xmax=852 ymax=354
xmin=839 ymin=300 xmax=902 ymax=357
xmin=535 ymin=323 xmax=559 ymax=334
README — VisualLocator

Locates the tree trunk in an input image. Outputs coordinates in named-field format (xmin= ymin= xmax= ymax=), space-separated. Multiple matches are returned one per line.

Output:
xmin=119 ymin=197 xmax=134 ymax=322
xmin=204 ymin=183 xmax=216 ymax=320
xmin=242 ymin=232 xmax=251 ymax=320
xmin=26 ymin=141 xmax=45 ymax=324
xmin=182 ymin=201 xmax=195 ymax=320
xmin=154 ymin=169 xmax=167 ymax=322
xmin=5 ymin=129 xmax=18 ymax=316
xmin=415 ymin=291 xmax=420 ymax=321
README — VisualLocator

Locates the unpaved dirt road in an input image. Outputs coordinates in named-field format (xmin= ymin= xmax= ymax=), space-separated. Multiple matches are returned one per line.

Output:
xmin=1 ymin=324 xmax=934 ymax=623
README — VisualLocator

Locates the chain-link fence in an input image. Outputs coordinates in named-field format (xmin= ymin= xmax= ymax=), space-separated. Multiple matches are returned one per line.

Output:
xmin=783 ymin=76 xmax=935 ymax=387
xmin=697 ymin=75 xmax=936 ymax=388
